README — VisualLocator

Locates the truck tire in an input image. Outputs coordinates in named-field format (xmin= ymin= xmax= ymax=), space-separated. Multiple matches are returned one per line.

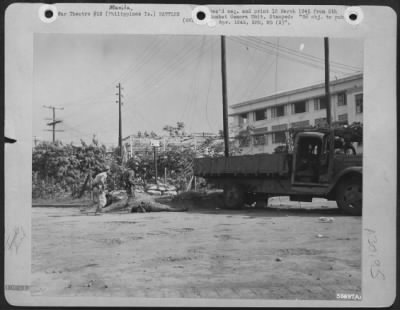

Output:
xmin=336 ymin=176 xmax=362 ymax=216
xmin=223 ymin=184 xmax=245 ymax=209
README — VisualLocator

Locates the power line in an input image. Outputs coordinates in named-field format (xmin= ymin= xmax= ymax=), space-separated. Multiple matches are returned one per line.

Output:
xmin=124 ymin=38 xmax=213 ymax=103
xmin=55 ymin=37 xmax=168 ymax=120
xmin=251 ymin=37 xmax=362 ymax=71
xmin=243 ymin=37 xmax=361 ymax=72
xmin=185 ymin=37 xmax=206 ymax=133
xmin=231 ymin=40 xmax=258 ymax=99
xmin=62 ymin=37 xmax=212 ymax=134
xmin=230 ymin=37 xmax=359 ymax=75
xmin=118 ymin=37 xmax=169 ymax=84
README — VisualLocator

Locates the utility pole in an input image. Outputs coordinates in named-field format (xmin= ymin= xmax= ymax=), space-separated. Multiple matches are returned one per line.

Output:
xmin=153 ymin=146 xmax=158 ymax=183
xmin=221 ymin=35 xmax=230 ymax=157
xmin=130 ymin=135 xmax=133 ymax=159
xmin=116 ymin=83 xmax=123 ymax=162
xmin=324 ymin=37 xmax=335 ymax=180
xmin=324 ymin=37 xmax=332 ymax=126
xmin=43 ymin=105 xmax=64 ymax=143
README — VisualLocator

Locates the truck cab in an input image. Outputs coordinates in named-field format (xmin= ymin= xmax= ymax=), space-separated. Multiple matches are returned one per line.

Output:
xmin=290 ymin=129 xmax=362 ymax=215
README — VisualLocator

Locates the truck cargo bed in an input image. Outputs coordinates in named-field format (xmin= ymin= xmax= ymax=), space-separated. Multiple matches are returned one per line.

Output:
xmin=194 ymin=153 xmax=290 ymax=177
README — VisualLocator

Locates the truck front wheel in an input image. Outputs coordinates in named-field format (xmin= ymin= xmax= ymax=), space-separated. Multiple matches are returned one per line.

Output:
xmin=223 ymin=184 xmax=245 ymax=209
xmin=336 ymin=176 xmax=362 ymax=216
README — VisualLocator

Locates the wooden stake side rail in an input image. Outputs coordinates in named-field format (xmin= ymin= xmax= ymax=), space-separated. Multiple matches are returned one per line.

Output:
xmin=194 ymin=153 xmax=290 ymax=177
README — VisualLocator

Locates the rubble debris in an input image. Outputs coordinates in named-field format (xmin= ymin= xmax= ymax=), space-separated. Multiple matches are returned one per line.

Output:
xmin=145 ymin=183 xmax=178 ymax=196
xmin=319 ymin=217 xmax=334 ymax=223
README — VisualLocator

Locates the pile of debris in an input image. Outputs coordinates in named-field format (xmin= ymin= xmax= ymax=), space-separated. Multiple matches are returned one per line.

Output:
xmin=144 ymin=183 xmax=178 ymax=196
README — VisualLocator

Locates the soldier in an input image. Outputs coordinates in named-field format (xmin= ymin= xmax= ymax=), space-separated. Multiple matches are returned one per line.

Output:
xmin=92 ymin=165 xmax=111 ymax=214
xmin=123 ymin=163 xmax=139 ymax=207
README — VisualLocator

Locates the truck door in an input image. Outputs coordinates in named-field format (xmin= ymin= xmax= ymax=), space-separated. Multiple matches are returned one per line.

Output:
xmin=292 ymin=134 xmax=326 ymax=185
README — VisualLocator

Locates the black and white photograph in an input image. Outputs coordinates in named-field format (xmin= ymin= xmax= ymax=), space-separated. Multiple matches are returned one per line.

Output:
xmin=30 ymin=34 xmax=363 ymax=299
xmin=4 ymin=3 xmax=397 ymax=307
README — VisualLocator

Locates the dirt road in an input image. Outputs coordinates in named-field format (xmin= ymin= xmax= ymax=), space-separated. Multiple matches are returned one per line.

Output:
xmin=31 ymin=199 xmax=361 ymax=300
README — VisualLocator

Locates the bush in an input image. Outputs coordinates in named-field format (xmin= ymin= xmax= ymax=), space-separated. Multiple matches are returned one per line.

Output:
xmin=32 ymin=138 xmax=112 ymax=198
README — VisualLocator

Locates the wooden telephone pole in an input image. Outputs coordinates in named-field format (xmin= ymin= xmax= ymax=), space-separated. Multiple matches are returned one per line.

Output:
xmin=43 ymin=105 xmax=64 ymax=143
xmin=324 ymin=37 xmax=332 ymax=127
xmin=116 ymin=83 xmax=123 ymax=161
xmin=221 ymin=35 xmax=230 ymax=157
xmin=324 ymin=37 xmax=335 ymax=179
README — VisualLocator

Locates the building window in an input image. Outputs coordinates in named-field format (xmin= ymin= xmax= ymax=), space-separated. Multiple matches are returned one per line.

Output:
xmin=253 ymin=134 xmax=266 ymax=146
xmin=272 ymin=124 xmax=288 ymax=131
xmin=271 ymin=124 xmax=287 ymax=144
xmin=291 ymin=120 xmax=310 ymax=128
xmin=271 ymin=105 xmax=285 ymax=118
xmin=238 ymin=136 xmax=250 ymax=147
xmin=315 ymin=117 xmax=327 ymax=127
xmin=355 ymin=94 xmax=363 ymax=113
xmin=254 ymin=109 xmax=267 ymax=121
xmin=293 ymin=101 xmax=307 ymax=114
xmin=272 ymin=131 xmax=286 ymax=144
xmin=314 ymin=97 xmax=327 ymax=110
xmin=338 ymin=113 xmax=348 ymax=121
xmin=238 ymin=113 xmax=248 ymax=126
xmin=337 ymin=92 xmax=347 ymax=106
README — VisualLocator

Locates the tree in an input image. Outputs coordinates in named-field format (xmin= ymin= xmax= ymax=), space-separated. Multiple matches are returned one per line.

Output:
xmin=163 ymin=125 xmax=175 ymax=137
xmin=176 ymin=122 xmax=185 ymax=136
xmin=163 ymin=122 xmax=186 ymax=137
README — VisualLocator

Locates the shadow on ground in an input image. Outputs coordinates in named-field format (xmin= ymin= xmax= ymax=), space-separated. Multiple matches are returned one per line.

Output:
xmin=161 ymin=191 xmax=345 ymax=218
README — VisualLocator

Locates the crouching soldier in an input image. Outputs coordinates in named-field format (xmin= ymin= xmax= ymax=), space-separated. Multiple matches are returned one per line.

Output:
xmin=92 ymin=166 xmax=110 ymax=214
xmin=123 ymin=165 xmax=138 ymax=207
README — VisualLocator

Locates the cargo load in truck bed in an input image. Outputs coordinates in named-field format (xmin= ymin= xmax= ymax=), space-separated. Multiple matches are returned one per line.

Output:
xmin=194 ymin=153 xmax=290 ymax=177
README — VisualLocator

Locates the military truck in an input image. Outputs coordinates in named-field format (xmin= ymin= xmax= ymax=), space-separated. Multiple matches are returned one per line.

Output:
xmin=193 ymin=124 xmax=362 ymax=215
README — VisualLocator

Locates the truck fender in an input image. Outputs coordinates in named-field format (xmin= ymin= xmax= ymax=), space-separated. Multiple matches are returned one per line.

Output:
xmin=327 ymin=167 xmax=362 ymax=198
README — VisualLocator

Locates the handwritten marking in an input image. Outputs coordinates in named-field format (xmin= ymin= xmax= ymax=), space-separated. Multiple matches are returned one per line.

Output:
xmin=6 ymin=226 xmax=26 ymax=254
xmin=364 ymin=228 xmax=385 ymax=280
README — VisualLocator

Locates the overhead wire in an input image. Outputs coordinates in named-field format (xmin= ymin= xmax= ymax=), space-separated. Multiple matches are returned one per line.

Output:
xmin=252 ymin=37 xmax=362 ymax=71
xmin=59 ymin=37 xmax=167 ymax=120
xmin=178 ymin=37 xmax=206 ymax=123
xmin=244 ymin=37 xmax=361 ymax=73
xmin=230 ymin=37 xmax=357 ymax=75
xmin=124 ymin=38 xmax=212 ymax=102
xmin=230 ymin=39 xmax=258 ymax=99
xmin=185 ymin=36 xmax=206 ymax=133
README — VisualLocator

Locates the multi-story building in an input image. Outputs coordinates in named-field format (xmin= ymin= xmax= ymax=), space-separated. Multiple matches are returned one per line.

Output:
xmin=229 ymin=73 xmax=363 ymax=154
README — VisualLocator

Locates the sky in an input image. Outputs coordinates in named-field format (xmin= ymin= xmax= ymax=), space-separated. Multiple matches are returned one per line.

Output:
xmin=33 ymin=34 xmax=363 ymax=146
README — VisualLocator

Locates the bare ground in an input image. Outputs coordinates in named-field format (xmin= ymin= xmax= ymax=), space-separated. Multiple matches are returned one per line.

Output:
xmin=31 ymin=194 xmax=361 ymax=300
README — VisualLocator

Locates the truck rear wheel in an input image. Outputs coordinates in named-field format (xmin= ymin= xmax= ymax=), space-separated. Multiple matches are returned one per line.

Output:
xmin=336 ymin=176 xmax=362 ymax=216
xmin=223 ymin=184 xmax=245 ymax=209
